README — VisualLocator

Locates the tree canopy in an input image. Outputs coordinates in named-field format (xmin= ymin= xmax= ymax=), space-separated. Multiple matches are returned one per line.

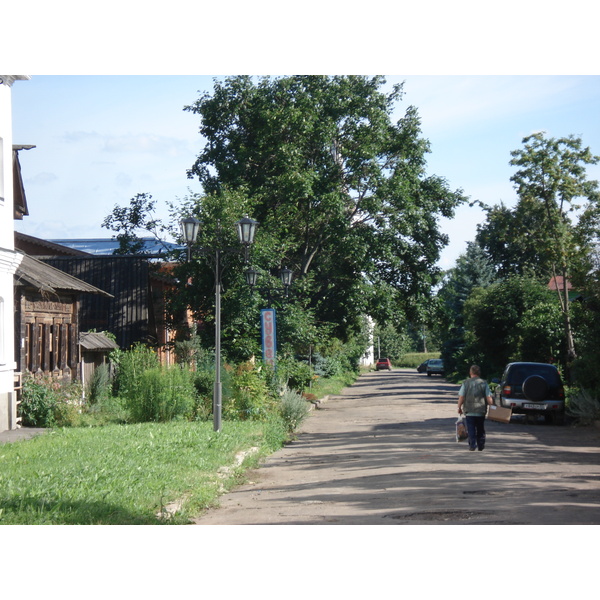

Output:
xmin=474 ymin=132 xmax=600 ymax=365
xmin=184 ymin=75 xmax=466 ymax=343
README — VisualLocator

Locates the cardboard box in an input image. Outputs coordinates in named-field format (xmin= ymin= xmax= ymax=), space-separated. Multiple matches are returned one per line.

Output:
xmin=487 ymin=404 xmax=512 ymax=423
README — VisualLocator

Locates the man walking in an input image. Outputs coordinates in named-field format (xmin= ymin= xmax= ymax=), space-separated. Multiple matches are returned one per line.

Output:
xmin=458 ymin=365 xmax=494 ymax=451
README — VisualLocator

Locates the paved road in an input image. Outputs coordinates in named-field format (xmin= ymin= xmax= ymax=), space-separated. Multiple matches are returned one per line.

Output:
xmin=194 ymin=368 xmax=600 ymax=525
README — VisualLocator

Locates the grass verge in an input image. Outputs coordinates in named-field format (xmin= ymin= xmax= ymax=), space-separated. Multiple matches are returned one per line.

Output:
xmin=0 ymin=419 xmax=287 ymax=525
xmin=306 ymin=370 xmax=359 ymax=399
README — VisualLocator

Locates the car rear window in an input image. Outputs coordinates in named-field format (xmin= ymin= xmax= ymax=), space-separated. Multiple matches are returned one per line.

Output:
xmin=507 ymin=364 xmax=561 ymax=386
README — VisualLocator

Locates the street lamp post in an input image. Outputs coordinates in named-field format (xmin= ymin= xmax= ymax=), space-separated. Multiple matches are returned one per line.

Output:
xmin=181 ymin=215 xmax=258 ymax=432
xmin=244 ymin=266 xmax=293 ymax=305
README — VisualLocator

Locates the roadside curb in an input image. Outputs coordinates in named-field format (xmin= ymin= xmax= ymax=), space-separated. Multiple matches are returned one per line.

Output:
xmin=306 ymin=394 xmax=330 ymax=410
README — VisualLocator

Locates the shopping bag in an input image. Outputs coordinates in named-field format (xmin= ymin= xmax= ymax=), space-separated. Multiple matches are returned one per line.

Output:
xmin=456 ymin=416 xmax=468 ymax=442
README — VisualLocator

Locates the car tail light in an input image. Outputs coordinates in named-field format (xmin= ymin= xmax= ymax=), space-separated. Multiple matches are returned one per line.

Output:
xmin=502 ymin=385 xmax=512 ymax=396
xmin=558 ymin=387 xmax=565 ymax=399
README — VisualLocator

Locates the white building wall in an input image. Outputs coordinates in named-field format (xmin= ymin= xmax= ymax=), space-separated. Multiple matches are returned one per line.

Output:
xmin=0 ymin=76 xmax=27 ymax=431
xmin=360 ymin=315 xmax=375 ymax=367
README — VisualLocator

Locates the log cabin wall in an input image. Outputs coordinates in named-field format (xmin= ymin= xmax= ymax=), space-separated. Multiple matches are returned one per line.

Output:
xmin=15 ymin=290 xmax=79 ymax=380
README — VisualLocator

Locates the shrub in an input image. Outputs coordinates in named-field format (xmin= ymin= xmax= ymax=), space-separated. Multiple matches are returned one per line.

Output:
xmin=313 ymin=353 xmax=343 ymax=378
xmin=19 ymin=376 xmax=84 ymax=427
xmin=224 ymin=361 xmax=274 ymax=421
xmin=192 ymin=368 xmax=214 ymax=421
xmin=566 ymin=388 xmax=600 ymax=424
xmin=19 ymin=377 xmax=59 ymax=427
xmin=123 ymin=366 xmax=196 ymax=423
xmin=277 ymin=357 xmax=313 ymax=391
xmin=397 ymin=352 xmax=440 ymax=368
xmin=279 ymin=388 xmax=310 ymax=433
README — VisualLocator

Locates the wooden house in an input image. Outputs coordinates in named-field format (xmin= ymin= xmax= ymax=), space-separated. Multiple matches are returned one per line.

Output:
xmin=14 ymin=233 xmax=184 ymax=366
xmin=14 ymin=252 xmax=111 ymax=381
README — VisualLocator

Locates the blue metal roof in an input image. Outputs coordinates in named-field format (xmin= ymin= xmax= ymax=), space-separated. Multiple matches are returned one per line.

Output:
xmin=50 ymin=238 xmax=183 ymax=256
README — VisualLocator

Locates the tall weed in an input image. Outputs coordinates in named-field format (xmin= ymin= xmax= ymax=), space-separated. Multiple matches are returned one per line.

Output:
xmin=124 ymin=366 xmax=196 ymax=422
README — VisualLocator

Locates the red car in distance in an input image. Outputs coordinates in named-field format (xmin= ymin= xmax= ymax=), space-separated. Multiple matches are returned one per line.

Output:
xmin=376 ymin=357 xmax=392 ymax=371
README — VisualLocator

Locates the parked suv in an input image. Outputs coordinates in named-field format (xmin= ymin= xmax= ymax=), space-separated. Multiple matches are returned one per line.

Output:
xmin=494 ymin=362 xmax=565 ymax=424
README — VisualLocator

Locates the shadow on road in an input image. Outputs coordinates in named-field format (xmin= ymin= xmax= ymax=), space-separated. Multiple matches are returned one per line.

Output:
xmin=196 ymin=368 xmax=600 ymax=525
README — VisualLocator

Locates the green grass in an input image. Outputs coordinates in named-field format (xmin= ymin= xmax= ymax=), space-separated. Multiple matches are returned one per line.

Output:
xmin=0 ymin=420 xmax=287 ymax=525
xmin=305 ymin=370 xmax=359 ymax=399
xmin=395 ymin=352 xmax=441 ymax=368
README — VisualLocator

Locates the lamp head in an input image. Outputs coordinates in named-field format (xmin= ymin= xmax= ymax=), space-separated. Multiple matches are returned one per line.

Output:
xmin=236 ymin=215 xmax=259 ymax=246
xmin=180 ymin=216 xmax=200 ymax=245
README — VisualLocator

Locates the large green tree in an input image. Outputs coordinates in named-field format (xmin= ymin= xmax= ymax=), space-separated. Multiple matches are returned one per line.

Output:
xmin=461 ymin=276 xmax=564 ymax=377
xmin=184 ymin=76 xmax=466 ymax=338
xmin=435 ymin=241 xmax=497 ymax=376
xmin=477 ymin=132 xmax=600 ymax=364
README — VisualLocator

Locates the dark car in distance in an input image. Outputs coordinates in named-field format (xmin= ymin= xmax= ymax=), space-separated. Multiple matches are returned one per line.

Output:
xmin=494 ymin=362 xmax=565 ymax=424
xmin=376 ymin=357 xmax=392 ymax=371
xmin=426 ymin=358 xmax=445 ymax=377
xmin=417 ymin=359 xmax=432 ymax=373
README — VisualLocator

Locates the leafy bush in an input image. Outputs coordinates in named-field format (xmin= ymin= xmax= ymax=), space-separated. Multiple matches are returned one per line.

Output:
xmin=192 ymin=368 xmax=214 ymax=421
xmin=313 ymin=353 xmax=343 ymax=378
xmin=279 ymin=388 xmax=310 ymax=432
xmin=19 ymin=378 xmax=59 ymax=427
xmin=19 ymin=376 xmax=84 ymax=427
xmin=277 ymin=357 xmax=314 ymax=391
xmin=224 ymin=362 xmax=274 ymax=421
xmin=123 ymin=366 xmax=196 ymax=423
xmin=566 ymin=388 xmax=600 ymax=424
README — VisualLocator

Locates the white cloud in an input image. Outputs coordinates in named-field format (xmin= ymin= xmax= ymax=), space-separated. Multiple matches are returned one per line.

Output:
xmin=25 ymin=172 xmax=58 ymax=185
xmin=115 ymin=172 xmax=132 ymax=187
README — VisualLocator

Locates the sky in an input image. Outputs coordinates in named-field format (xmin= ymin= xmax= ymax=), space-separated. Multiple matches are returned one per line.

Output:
xmin=10 ymin=74 xmax=600 ymax=270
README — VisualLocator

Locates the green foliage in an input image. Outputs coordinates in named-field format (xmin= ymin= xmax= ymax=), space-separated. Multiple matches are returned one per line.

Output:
xmin=112 ymin=343 xmax=160 ymax=398
xmin=566 ymin=388 xmax=600 ymax=424
xmin=274 ymin=356 xmax=314 ymax=393
xmin=459 ymin=275 xmax=564 ymax=377
xmin=87 ymin=363 xmax=111 ymax=405
xmin=373 ymin=324 xmax=411 ymax=362
xmin=476 ymin=132 xmax=600 ymax=365
xmin=101 ymin=192 xmax=173 ymax=256
xmin=182 ymin=75 xmax=466 ymax=351
xmin=396 ymin=352 xmax=440 ymax=368
xmin=19 ymin=376 xmax=85 ymax=428
xmin=19 ymin=378 xmax=60 ymax=427
xmin=223 ymin=362 xmax=275 ymax=421
xmin=279 ymin=388 xmax=310 ymax=433
xmin=124 ymin=366 xmax=196 ymax=423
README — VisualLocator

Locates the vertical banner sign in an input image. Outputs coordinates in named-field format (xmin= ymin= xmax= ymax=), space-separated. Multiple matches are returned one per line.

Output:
xmin=261 ymin=308 xmax=277 ymax=367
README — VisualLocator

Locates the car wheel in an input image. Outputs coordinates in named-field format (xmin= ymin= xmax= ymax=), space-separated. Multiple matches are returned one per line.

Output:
xmin=523 ymin=375 xmax=549 ymax=402
xmin=427 ymin=372 xmax=431 ymax=377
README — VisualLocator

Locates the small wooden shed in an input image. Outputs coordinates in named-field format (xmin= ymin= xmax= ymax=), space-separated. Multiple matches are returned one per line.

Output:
xmin=79 ymin=331 xmax=119 ymax=391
